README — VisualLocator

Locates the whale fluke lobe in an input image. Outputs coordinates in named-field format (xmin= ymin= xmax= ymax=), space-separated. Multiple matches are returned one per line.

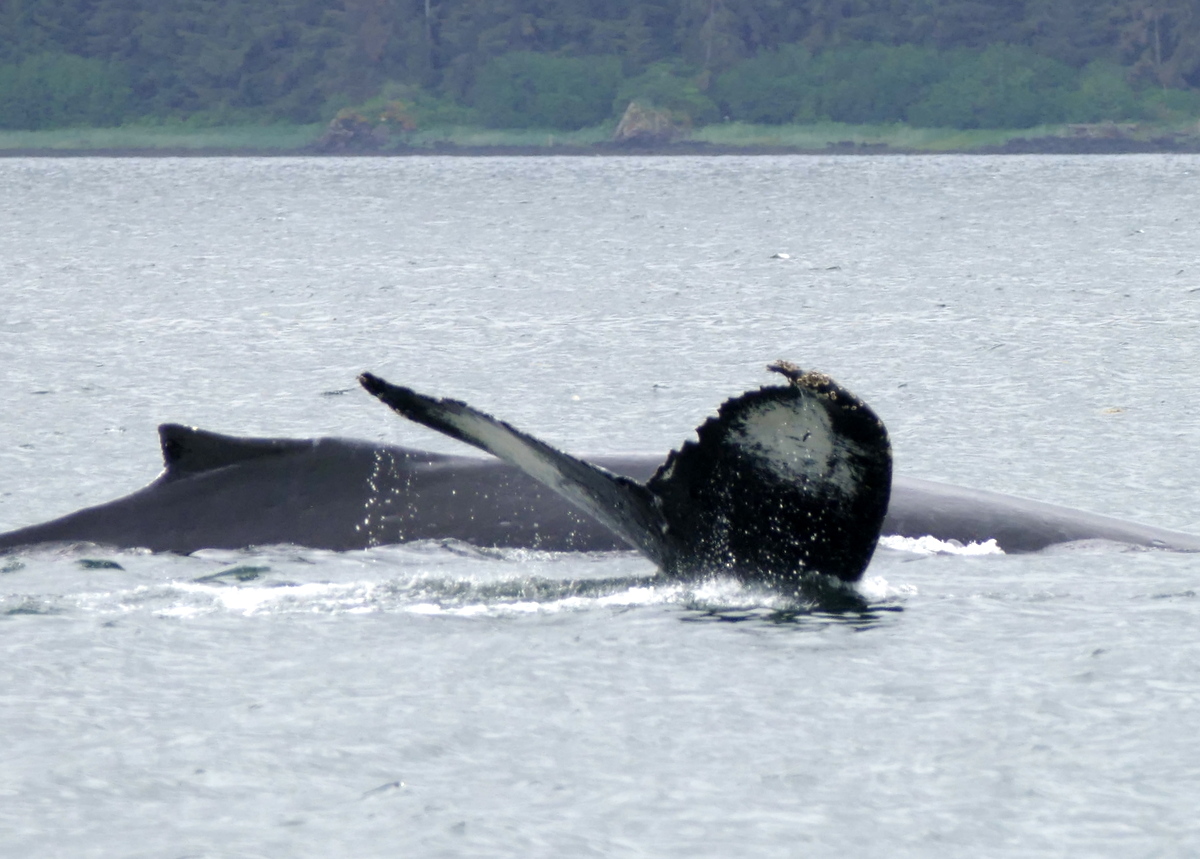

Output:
xmin=359 ymin=366 xmax=892 ymax=586
xmin=646 ymin=370 xmax=892 ymax=587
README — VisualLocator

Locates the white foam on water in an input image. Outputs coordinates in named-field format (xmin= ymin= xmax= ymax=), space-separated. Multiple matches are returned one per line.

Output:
xmin=4 ymin=538 xmax=919 ymax=622
xmin=879 ymin=534 xmax=1004 ymax=556
xmin=47 ymin=571 xmax=690 ymax=621
xmin=401 ymin=580 xmax=685 ymax=618
xmin=63 ymin=579 xmax=389 ymax=618
xmin=858 ymin=574 xmax=918 ymax=601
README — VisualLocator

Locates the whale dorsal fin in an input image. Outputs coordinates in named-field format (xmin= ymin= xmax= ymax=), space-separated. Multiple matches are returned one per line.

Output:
xmin=158 ymin=423 xmax=314 ymax=481
xmin=358 ymin=365 xmax=892 ymax=585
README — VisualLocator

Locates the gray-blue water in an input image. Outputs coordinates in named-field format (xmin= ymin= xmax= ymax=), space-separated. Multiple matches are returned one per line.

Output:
xmin=2 ymin=155 xmax=1200 ymax=857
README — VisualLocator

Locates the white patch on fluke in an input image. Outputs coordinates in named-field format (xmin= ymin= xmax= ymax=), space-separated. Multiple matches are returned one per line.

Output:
xmin=728 ymin=397 xmax=865 ymax=495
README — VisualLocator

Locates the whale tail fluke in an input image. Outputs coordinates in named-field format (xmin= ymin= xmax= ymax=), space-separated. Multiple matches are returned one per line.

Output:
xmin=358 ymin=365 xmax=891 ymax=587
xmin=645 ymin=367 xmax=892 ymax=588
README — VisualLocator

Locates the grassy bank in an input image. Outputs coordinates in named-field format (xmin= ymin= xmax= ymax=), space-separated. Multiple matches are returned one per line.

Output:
xmin=690 ymin=121 xmax=1051 ymax=151
xmin=0 ymin=122 xmax=612 ymax=153
xmin=2 ymin=118 xmax=1199 ymax=155
xmin=0 ymin=124 xmax=325 ymax=153
xmin=402 ymin=124 xmax=615 ymax=149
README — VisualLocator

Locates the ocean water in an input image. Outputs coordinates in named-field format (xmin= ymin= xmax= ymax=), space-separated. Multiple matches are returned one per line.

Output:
xmin=2 ymin=155 xmax=1200 ymax=857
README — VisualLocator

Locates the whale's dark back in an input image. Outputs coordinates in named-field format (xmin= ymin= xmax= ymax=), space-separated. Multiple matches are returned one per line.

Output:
xmin=0 ymin=425 xmax=657 ymax=554
xmin=2 ymin=426 xmax=1198 ymax=557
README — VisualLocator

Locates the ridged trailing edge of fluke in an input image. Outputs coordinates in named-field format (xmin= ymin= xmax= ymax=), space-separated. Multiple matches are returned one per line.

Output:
xmin=358 ymin=362 xmax=892 ymax=589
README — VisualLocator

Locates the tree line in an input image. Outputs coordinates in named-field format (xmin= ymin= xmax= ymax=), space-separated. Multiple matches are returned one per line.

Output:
xmin=1 ymin=0 xmax=1199 ymax=130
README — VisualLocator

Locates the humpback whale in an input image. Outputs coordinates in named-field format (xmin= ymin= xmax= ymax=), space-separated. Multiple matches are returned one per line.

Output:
xmin=2 ymin=369 xmax=1199 ymax=564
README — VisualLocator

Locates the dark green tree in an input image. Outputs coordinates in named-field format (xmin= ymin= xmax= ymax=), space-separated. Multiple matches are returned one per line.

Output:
xmin=710 ymin=44 xmax=818 ymax=123
xmin=614 ymin=59 xmax=717 ymax=122
xmin=1063 ymin=60 xmax=1139 ymax=120
xmin=1111 ymin=0 xmax=1200 ymax=88
xmin=907 ymin=44 xmax=1075 ymax=127
xmin=471 ymin=50 xmax=622 ymax=128
xmin=2 ymin=0 xmax=1199 ymax=130
xmin=0 ymin=52 xmax=132 ymax=127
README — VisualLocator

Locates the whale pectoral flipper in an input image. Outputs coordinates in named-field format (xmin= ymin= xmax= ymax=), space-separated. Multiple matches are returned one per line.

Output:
xmin=358 ymin=373 xmax=671 ymax=566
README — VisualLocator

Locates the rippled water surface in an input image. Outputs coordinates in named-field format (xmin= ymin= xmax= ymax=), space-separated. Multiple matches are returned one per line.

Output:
xmin=2 ymin=155 xmax=1200 ymax=857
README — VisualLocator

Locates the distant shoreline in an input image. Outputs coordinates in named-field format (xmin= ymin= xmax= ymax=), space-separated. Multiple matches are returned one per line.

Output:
xmin=3 ymin=121 xmax=1198 ymax=157
xmin=4 ymin=142 xmax=1199 ymax=157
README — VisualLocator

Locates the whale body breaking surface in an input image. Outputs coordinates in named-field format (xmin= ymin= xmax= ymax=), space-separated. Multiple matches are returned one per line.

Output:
xmin=2 ymin=365 xmax=1199 ymax=581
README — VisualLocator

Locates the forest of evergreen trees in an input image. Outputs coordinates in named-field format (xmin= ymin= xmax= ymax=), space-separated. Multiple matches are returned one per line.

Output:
xmin=1 ymin=0 xmax=1199 ymax=131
